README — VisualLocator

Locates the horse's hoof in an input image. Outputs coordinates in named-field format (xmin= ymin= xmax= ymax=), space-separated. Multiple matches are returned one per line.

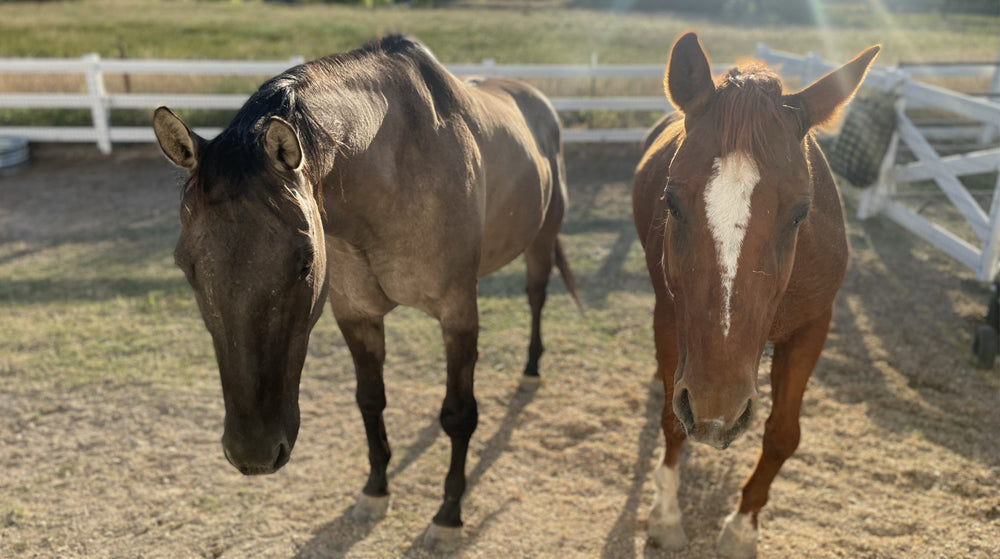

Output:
xmin=351 ymin=493 xmax=390 ymax=522
xmin=647 ymin=518 xmax=687 ymax=551
xmin=717 ymin=511 xmax=758 ymax=559
xmin=424 ymin=522 xmax=462 ymax=550
xmin=518 ymin=374 xmax=542 ymax=392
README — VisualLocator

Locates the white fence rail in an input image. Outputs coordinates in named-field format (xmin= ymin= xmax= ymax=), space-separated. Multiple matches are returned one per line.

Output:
xmin=3 ymin=48 xmax=998 ymax=153
xmin=755 ymin=44 xmax=1000 ymax=283
xmin=0 ymin=53 xmax=696 ymax=152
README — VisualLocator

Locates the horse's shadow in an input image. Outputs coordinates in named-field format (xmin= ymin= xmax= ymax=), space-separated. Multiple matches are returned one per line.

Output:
xmin=293 ymin=386 xmax=537 ymax=558
xmin=598 ymin=378 xmax=663 ymax=558
xmin=291 ymin=505 xmax=378 ymax=559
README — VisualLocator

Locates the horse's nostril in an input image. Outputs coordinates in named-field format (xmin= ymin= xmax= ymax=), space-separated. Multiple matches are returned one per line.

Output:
xmin=732 ymin=398 xmax=754 ymax=433
xmin=674 ymin=388 xmax=694 ymax=431
xmin=274 ymin=441 xmax=290 ymax=470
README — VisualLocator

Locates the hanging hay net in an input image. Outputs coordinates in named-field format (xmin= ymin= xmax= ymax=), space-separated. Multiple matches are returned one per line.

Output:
xmin=828 ymin=89 xmax=899 ymax=188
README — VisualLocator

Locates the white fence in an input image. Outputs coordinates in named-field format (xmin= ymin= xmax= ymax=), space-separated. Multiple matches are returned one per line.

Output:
xmin=3 ymin=48 xmax=999 ymax=282
xmin=4 ymin=48 xmax=998 ymax=149
xmin=755 ymin=44 xmax=1000 ymax=284
xmin=0 ymin=53 xmax=697 ymax=153
xmin=3 ymin=47 xmax=997 ymax=153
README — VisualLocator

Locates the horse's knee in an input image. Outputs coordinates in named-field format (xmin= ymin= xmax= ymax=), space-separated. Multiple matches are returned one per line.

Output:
xmin=525 ymin=282 xmax=548 ymax=304
xmin=762 ymin=419 xmax=800 ymax=461
xmin=439 ymin=397 xmax=478 ymax=440
xmin=356 ymin=385 xmax=387 ymax=420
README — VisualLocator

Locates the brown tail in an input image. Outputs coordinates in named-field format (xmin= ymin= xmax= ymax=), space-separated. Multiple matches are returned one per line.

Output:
xmin=555 ymin=237 xmax=584 ymax=314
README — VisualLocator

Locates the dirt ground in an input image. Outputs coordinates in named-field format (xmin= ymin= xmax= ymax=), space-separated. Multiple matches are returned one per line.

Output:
xmin=1 ymin=143 xmax=998 ymax=558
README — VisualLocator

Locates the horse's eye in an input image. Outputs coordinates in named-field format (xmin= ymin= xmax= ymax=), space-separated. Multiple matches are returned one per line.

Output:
xmin=663 ymin=189 xmax=684 ymax=221
xmin=298 ymin=262 xmax=312 ymax=281
xmin=295 ymin=246 xmax=316 ymax=281
xmin=174 ymin=256 xmax=197 ymax=286
xmin=789 ymin=201 xmax=810 ymax=230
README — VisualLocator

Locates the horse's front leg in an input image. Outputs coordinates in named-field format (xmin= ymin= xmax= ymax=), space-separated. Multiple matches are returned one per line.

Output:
xmin=717 ymin=308 xmax=833 ymax=559
xmin=648 ymin=294 xmax=689 ymax=551
xmin=425 ymin=288 xmax=479 ymax=547
xmin=337 ymin=313 xmax=393 ymax=522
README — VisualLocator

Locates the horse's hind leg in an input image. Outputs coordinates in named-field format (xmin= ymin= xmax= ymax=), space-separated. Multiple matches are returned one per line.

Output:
xmin=426 ymin=287 xmax=479 ymax=548
xmin=717 ymin=308 xmax=833 ymax=559
xmin=521 ymin=169 xmax=568 ymax=387
xmin=337 ymin=313 xmax=393 ymax=522
xmin=522 ymin=232 xmax=555 ymax=385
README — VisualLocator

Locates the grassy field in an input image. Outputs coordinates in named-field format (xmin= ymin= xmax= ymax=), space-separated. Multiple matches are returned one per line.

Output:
xmin=0 ymin=1 xmax=997 ymax=63
xmin=2 ymin=142 xmax=998 ymax=559
xmin=1 ymin=1 xmax=998 ymax=128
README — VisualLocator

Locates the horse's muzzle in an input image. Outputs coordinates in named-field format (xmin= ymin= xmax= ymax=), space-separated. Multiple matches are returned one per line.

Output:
xmin=222 ymin=437 xmax=291 ymax=475
xmin=674 ymin=388 xmax=755 ymax=450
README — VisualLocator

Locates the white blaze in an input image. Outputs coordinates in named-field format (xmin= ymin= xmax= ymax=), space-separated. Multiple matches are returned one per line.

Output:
xmin=703 ymin=152 xmax=760 ymax=337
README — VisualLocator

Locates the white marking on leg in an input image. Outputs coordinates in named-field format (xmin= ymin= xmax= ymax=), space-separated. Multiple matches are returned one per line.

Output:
xmin=703 ymin=152 xmax=760 ymax=337
xmin=647 ymin=452 xmax=687 ymax=550
xmin=650 ymin=461 xmax=681 ymax=526
xmin=717 ymin=510 xmax=759 ymax=559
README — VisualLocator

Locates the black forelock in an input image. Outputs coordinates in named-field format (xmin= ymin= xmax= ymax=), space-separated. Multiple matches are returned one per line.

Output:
xmin=190 ymin=65 xmax=329 ymax=201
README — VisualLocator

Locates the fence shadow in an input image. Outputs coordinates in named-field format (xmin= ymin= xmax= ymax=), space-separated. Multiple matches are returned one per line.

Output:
xmin=813 ymin=195 xmax=999 ymax=465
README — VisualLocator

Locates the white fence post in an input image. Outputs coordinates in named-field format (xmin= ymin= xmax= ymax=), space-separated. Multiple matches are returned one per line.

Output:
xmin=82 ymin=53 xmax=112 ymax=154
xmin=754 ymin=42 xmax=768 ymax=60
xmin=481 ymin=57 xmax=496 ymax=77
xmin=982 ymin=171 xmax=1000 ymax=281
xmin=978 ymin=47 xmax=1000 ymax=145
xmin=803 ymin=51 xmax=823 ymax=85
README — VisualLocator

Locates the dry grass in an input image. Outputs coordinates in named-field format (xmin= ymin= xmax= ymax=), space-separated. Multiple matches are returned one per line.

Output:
xmin=1 ymin=142 xmax=998 ymax=558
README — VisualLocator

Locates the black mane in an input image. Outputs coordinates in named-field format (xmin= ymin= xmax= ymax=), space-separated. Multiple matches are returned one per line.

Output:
xmin=193 ymin=64 xmax=327 ymax=200
xmin=193 ymin=34 xmax=456 ymax=200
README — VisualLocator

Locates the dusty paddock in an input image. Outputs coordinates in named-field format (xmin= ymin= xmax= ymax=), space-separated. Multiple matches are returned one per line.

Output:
xmin=1 ymin=143 xmax=998 ymax=558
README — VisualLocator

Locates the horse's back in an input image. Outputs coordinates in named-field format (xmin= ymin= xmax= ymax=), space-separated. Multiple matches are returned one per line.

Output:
xmin=463 ymin=77 xmax=564 ymax=276
xmin=484 ymin=78 xmax=560 ymax=155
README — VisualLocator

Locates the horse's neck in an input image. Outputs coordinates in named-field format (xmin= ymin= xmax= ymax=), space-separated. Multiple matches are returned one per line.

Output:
xmin=302 ymin=85 xmax=388 ymax=176
xmin=304 ymin=78 xmax=398 ymax=238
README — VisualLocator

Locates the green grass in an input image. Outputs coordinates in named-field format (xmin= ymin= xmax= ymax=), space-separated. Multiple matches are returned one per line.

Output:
xmin=1 ymin=1 xmax=997 ymax=128
xmin=1 ymin=1 xmax=996 ymax=64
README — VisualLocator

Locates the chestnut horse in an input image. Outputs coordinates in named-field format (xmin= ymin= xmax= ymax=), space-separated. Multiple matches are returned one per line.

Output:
xmin=152 ymin=35 xmax=578 ymax=546
xmin=633 ymin=33 xmax=878 ymax=558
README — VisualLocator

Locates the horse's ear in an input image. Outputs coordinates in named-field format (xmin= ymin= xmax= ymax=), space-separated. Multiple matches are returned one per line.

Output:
xmin=263 ymin=116 xmax=304 ymax=173
xmin=785 ymin=45 xmax=881 ymax=133
xmin=153 ymin=106 xmax=205 ymax=172
xmin=665 ymin=32 xmax=715 ymax=116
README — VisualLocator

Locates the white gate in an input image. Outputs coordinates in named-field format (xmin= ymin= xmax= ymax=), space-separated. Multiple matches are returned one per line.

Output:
xmin=756 ymin=44 xmax=1000 ymax=284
